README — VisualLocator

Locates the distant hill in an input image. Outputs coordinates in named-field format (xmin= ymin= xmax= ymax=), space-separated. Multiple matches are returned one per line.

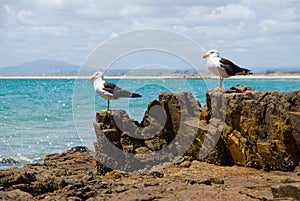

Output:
xmin=0 ymin=60 xmax=198 ymax=76
xmin=0 ymin=60 xmax=80 ymax=76
xmin=1 ymin=59 xmax=299 ymax=76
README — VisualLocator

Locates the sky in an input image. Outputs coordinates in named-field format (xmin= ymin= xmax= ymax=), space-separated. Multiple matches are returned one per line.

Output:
xmin=1 ymin=0 xmax=300 ymax=71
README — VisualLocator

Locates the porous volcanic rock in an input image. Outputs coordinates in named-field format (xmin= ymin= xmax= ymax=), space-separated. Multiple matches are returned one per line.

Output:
xmin=2 ymin=151 xmax=300 ymax=200
xmin=0 ymin=147 xmax=97 ymax=200
xmin=272 ymin=182 xmax=300 ymax=200
xmin=93 ymin=92 xmax=208 ymax=173
xmin=94 ymin=87 xmax=300 ymax=172
xmin=208 ymin=86 xmax=300 ymax=171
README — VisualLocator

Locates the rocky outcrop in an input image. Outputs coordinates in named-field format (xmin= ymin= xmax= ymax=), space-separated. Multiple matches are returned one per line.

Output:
xmin=0 ymin=189 xmax=33 ymax=201
xmin=290 ymin=112 xmax=300 ymax=149
xmin=0 ymin=158 xmax=20 ymax=167
xmin=212 ymin=86 xmax=300 ymax=171
xmin=93 ymin=92 xmax=205 ymax=173
xmin=272 ymin=182 xmax=300 ymax=200
xmin=1 ymin=148 xmax=300 ymax=200
xmin=94 ymin=87 xmax=300 ymax=172
xmin=0 ymin=147 xmax=97 ymax=200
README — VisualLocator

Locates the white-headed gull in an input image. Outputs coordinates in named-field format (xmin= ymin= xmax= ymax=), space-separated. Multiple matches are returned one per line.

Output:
xmin=90 ymin=71 xmax=142 ymax=111
xmin=203 ymin=49 xmax=252 ymax=88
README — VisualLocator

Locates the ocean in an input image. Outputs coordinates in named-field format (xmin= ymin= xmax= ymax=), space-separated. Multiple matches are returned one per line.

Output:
xmin=1 ymin=78 xmax=300 ymax=168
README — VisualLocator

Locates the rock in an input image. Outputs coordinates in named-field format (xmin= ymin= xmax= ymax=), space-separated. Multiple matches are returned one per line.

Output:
xmin=0 ymin=189 xmax=33 ymax=201
xmin=70 ymin=146 xmax=90 ymax=153
xmin=289 ymin=112 xmax=300 ymax=150
xmin=210 ymin=87 xmax=300 ymax=171
xmin=178 ymin=161 xmax=191 ymax=168
xmin=186 ymin=177 xmax=224 ymax=185
xmin=0 ymin=158 xmax=20 ymax=167
xmin=94 ymin=92 xmax=202 ymax=173
xmin=67 ymin=196 xmax=83 ymax=201
xmin=0 ymin=146 xmax=300 ymax=200
xmin=0 ymin=149 xmax=96 ymax=200
xmin=271 ymin=182 xmax=300 ymax=200
xmin=94 ymin=89 xmax=300 ymax=172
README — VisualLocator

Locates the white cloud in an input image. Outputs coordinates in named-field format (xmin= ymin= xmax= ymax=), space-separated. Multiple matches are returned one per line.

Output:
xmin=260 ymin=19 xmax=300 ymax=34
xmin=33 ymin=0 xmax=69 ymax=9
xmin=18 ymin=9 xmax=31 ymax=18
xmin=119 ymin=5 xmax=149 ymax=17
xmin=180 ymin=4 xmax=255 ymax=27
xmin=17 ymin=9 xmax=35 ymax=25
xmin=204 ymin=4 xmax=255 ymax=22
xmin=3 ymin=4 xmax=11 ymax=14
xmin=242 ymin=0 xmax=300 ymax=7
xmin=0 ymin=0 xmax=300 ymax=69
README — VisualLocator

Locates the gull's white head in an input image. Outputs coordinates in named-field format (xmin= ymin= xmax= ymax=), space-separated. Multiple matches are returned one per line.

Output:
xmin=202 ymin=49 xmax=220 ymax=59
xmin=90 ymin=71 xmax=104 ymax=81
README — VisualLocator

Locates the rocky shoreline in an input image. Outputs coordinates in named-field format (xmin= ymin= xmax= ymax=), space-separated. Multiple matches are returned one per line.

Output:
xmin=1 ymin=86 xmax=300 ymax=200
xmin=0 ymin=147 xmax=300 ymax=200
xmin=94 ymin=86 xmax=300 ymax=173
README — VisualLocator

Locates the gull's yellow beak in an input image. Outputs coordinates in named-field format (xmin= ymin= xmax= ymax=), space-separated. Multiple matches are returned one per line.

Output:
xmin=202 ymin=53 xmax=209 ymax=58
xmin=90 ymin=76 xmax=95 ymax=81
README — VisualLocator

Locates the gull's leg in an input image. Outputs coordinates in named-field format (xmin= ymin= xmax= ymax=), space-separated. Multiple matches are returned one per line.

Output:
xmin=219 ymin=77 xmax=224 ymax=88
xmin=102 ymin=99 xmax=110 ymax=112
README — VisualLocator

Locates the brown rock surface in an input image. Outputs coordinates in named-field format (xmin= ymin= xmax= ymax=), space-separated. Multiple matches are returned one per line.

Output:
xmin=272 ymin=182 xmax=300 ymax=200
xmin=94 ymin=92 xmax=203 ymax=173
xmin=211 ymin=86 xmax=300 ymax=171
xmin=0 ymin=147 xmax=97 ymax=200
xmin=0 ymin=189 xmax=33 ymax=201
xmin=94 ymin=88 xmax=300 ymax=172
xmin=1 ymin=149 xmax=300 ymax=200
xmin=290 ymin=112 xmax=300 ymax=149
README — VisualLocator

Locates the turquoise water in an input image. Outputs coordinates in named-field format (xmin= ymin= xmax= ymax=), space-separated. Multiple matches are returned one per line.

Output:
xmin=1 ymin=78 xmax=300 ymax=168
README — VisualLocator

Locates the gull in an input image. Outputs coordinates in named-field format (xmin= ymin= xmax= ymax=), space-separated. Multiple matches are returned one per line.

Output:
xmin=202 ymin=49 xmax=252 ymax=88
xmin=90 ymin=71 xmax=142 ymax=111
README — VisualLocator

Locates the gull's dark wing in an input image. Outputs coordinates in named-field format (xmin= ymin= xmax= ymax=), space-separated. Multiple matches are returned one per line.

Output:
xmin=220 ymin=57 xmax=252 ymax=75
xmin=103 ymin=81 xmax=118 ymax=94
xmin=103 ymin=81 xmax=141 ymax=98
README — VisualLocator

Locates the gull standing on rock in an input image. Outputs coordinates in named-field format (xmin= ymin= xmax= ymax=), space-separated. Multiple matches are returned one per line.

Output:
xmin=202 ymin=49 xmax=252 ymax=88
xmin=90 ymin=71 xmax=142 ymax=111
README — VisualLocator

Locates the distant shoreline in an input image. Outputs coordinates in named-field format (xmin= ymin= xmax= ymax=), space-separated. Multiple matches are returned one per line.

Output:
xmin=1 ymin=74 xmax=300 ymax=79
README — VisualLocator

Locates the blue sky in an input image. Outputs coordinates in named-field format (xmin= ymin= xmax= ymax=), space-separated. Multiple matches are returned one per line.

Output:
xmin=1 ymin=0 xmax=300 ymax=71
